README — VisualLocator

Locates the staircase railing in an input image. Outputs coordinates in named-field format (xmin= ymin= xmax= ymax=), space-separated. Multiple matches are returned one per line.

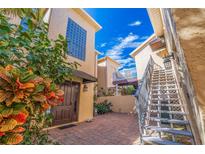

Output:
xmin=135 ymin=56 xmax=160 ymax=143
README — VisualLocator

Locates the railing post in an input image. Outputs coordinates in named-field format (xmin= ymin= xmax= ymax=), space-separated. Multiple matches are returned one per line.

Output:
xmin=136 ymin=97 xmax=143 ymax=144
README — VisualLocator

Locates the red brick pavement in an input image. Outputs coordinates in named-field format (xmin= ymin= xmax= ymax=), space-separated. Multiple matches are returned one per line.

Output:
xmin=49 ymin=113 xmax=140 ymax=145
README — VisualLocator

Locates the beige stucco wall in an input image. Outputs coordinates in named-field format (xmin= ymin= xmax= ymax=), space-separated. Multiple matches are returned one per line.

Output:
xmin=97 ymin=66 xmax=107 ymax=89
xmin=97 ymin=58 xmax=119 ymax=90
xmin=48 ymin=8 xmax=98 ymax=123
xmin=172 ymin=8 xmax=205 ymax=144
xmin=78 ymin=81 xmax=94 ymax=122
xmin=96 ymin=95 xmax=136 ymax=113
xmin=48 ymin=8 xmax=96 ymax=77
xmin=106 ymin=60 xmax=119 ymax=88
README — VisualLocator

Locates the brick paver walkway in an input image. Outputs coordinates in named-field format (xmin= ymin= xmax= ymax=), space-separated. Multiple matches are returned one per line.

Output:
xmin=49 ymin=113 xmax=140 ymax=145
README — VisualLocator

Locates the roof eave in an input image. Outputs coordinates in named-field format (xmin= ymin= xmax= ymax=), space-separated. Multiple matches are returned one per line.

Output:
xmin=147 ymin=8 xmax=164 ymax=37
xmin=129 ymin=33 xmax=156 ymax=58
xmin=72 ymin=8 xmax=102 ymax=32
xmin=97 ymin=56 xmax=120 ymax=66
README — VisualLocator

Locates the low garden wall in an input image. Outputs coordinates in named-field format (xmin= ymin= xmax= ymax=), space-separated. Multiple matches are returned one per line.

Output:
xmin=96 ymin=95 xmax=136 ymax=113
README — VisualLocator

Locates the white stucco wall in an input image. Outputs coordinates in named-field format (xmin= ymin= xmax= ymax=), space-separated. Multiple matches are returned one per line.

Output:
xmin=134 ymin=45 xmax=164 ymax=80
xmin=134 ymin=45 xmax=153 ymax=80
xmin=98 ymin=61 xmax=106 ymax=67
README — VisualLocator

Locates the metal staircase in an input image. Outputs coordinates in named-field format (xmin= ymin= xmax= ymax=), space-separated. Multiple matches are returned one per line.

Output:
xmin=135 ymin=56 xmax=195 ymax=145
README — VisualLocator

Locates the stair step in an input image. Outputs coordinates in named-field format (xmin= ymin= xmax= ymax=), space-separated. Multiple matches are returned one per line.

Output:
xmin=151 ymin=98 xmax=180 ymax=101
xmin=153 ymin=69 xmax=172 ymax=72
xmin=142 ymin=136 xmax=182 ymax=145
xmin=152 ymin=83 xmax=176 ymax=86
xmin=152 ymin=75 xmax=173 ymax=77
xmin=153 ymin=70 xmax=172 ymax=72
xmin=149 ymin=103 xmax=181 ymax=107
xmin=153 ymin=72 xmax=173 ymax=74
xmin=152 ymin=79 xmax=175 ymax=82
xmin=151 ymin=84 xmax=176 ymax=87
xmin=152 ymin=88 xmax=178 ymax=92
xmin=151 ymin=96 xmax=179 ymax=99
xmin=151 ymin=93 xmax=178 ymax=96
xmin=149 ymin=110 xmax=186 ymax=115
xmin=153 ymin=73 xmax=173 ymax=75
xmin=152 ymin=76 xmax=174 ymax=79
xmin=151 ymin=88 xmax=178 ymax=91
xmin=147 ymin=117 xmax=189 ymax=125
xmin=144 ymin=126 xmax=192 ymax=137
xmin=152 ymin=73 xmax=173 ymax=75
xmin=152 ymin=81 xmax=175 ymax=83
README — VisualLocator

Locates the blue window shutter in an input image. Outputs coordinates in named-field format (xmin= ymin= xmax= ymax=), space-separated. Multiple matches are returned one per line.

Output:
xmin=66 ymin=18 xmax=87 ymax=61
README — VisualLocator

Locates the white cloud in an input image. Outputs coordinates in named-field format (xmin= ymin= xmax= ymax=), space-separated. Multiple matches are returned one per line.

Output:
xmin=140 ymin=35 xmax=150 ymax=40
xmin=106 ymin=33 xmax=140 ymax=60
xmin=100 ymin=43 xmax=107 ymax=47
xmin=117 ymin=57 xmax=136 ymax=70
xmin=128 ymin=20 xmax=142 ymax=27
xmin=120 ymin=67 xmax=137 ymax=78
xmin=117 ymin=57 xmax=134 ymax=65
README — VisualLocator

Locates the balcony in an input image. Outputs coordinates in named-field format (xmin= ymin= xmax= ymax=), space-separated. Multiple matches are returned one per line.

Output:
xmin=112 ymin=71 xmax=138 ymax=87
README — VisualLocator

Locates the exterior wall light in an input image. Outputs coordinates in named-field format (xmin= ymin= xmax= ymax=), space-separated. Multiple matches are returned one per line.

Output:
xmin=83 ymin=84 xmax=88 ymax=92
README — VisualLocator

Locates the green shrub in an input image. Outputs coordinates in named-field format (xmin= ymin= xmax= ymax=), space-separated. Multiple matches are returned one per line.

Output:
xmin=121 ymin=85 xmax=136 ymax=95
xmin=94 ymin=100 xmax=112 ymax=115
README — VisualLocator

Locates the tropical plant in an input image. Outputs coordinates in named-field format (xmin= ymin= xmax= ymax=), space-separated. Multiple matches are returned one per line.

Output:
xmin=0 ymin=10 xmax=77 ymax=144
xmin=0 ymin=8 xmax=48 ymax=23
xmin=0 ymin=65 xmax=64 ymax=144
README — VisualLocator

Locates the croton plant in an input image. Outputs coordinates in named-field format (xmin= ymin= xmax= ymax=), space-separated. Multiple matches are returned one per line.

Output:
xmin=0 ymin=65 xmax=64 ymax=144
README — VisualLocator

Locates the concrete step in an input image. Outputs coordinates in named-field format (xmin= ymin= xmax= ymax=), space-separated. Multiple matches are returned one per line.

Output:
xmin=147 ymin=117 xmax=189 ymax=125
xmin=142 ymin=136 xmax=182 ymax=145
xmin=144 ymin=126 xmax=192 ymax=137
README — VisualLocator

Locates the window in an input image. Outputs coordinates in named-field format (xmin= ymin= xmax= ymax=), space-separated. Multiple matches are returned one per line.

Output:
xmin=20 ymin=18 xmax=28 ymax=32
xmin=66 ymin=18 xmax=87 ymax=61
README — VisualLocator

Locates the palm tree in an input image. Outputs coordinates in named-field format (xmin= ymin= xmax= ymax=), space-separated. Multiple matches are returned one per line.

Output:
xmin=0 ymin=8 xmax=49 ymax=23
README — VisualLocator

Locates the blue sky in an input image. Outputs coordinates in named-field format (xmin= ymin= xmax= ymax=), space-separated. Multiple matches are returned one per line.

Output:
xmin=84 ymin=8 xmax=154 ymax=76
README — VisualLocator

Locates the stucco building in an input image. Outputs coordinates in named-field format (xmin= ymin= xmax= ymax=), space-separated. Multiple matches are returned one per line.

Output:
xmin=47 ymin=8 xmax=102 ymax=126
xmin=8 ymin=8 xmax=102 ymax=126
xmin=97 ymin=56 xmax=120 ymax=93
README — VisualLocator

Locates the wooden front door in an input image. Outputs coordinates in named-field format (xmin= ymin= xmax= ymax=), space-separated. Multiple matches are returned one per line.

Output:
xmin=52 ymin=82 xmax=80 ymax=126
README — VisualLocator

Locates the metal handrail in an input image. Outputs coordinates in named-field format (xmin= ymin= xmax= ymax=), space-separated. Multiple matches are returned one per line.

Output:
xmin=135 ymin=56 xmax=162 ymax=143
